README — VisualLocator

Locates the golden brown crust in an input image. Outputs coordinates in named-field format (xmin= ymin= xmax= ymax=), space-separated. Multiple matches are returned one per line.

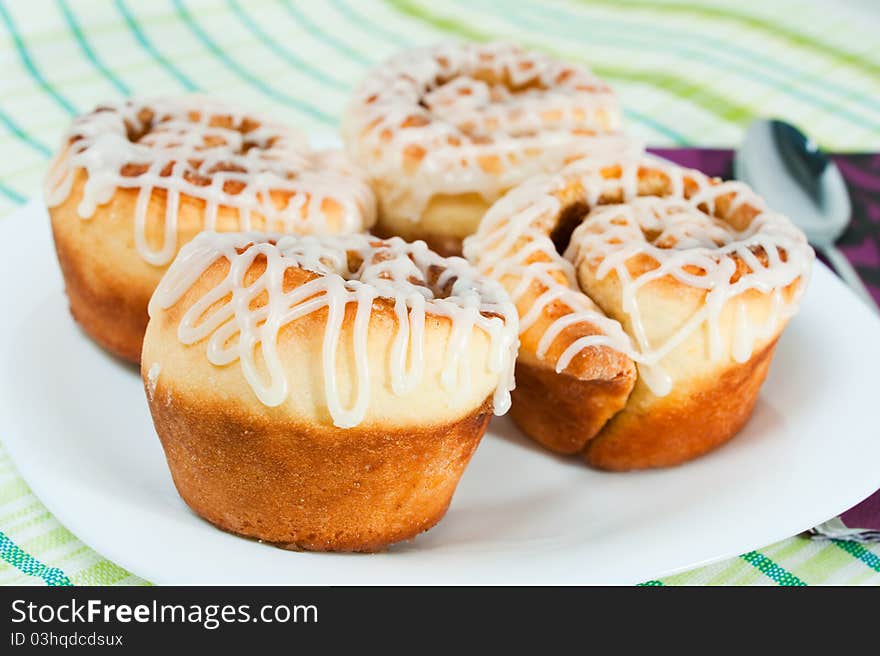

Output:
xmin=54 ymin=235 xmax=151 ymax=363
xmin=147 ymin=377 xmax=491 ymax=552
xmin=517 ymin=286 xmax=636 ymax=384
xmin=49 ymin=177 xmax=161 ymax=363
xmin=509 ymin=360 xmax=634 ymax=454
xmin=584 ymin=339 xmax=778 ymax=470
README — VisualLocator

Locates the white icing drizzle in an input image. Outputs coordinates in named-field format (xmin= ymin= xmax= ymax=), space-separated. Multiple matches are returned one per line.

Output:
xmin=45 ymin=96 xmax=376 ymax=265
xmin=342 ymin=41 xmax=637 ymax=220
xmin=150 ymin=231 xmax=519 ymax=428
xmin=146 ymin=362 xmax=161 ymax=401
xmin=464 ymin=155 xmax=814 ymax=396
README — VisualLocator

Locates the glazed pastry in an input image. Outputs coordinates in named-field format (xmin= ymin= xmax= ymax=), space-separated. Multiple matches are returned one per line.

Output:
xmin=142 ymin=231 xmax=518 ymax=551
xmin=46 ymin=96 xmax=375 ymax=363
xmin=342 ymin=41 xmax=634 ymax=255
xmin=464 ymin=155 xmax=814 ymax=470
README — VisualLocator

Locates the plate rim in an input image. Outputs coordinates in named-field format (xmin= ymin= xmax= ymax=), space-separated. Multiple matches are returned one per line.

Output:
xmin=2 ymin=197 xmax=880 ymax=585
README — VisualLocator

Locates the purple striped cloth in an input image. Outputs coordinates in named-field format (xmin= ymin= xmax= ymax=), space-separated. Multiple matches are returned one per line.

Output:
xmin=650 ymin=148 xmax=880 ymax=540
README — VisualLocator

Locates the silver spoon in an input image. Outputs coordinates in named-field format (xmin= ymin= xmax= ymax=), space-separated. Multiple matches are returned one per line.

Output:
xmin=734 ymin=118 xmax=876 ymax=310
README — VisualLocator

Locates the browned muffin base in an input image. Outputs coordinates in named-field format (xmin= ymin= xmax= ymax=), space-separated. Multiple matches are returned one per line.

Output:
xmin=509 ymin=360 xmax=634 ymax=454
xmin=51 ymin=217 xmax=152 ymax=363
xmin=583 ymin=339 xmax=778 ymax=471
xmin=148 ymin=383 xmax=492 ymax=552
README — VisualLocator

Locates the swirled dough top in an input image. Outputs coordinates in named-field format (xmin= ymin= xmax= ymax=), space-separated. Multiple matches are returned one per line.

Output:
xmin=150 ymin=231 xmax=520 ymax=428
xmin=45 ymin=96 xmax=376 ymax=265
xmin=464 ymin=154 xmax=814 ymax=396
xmin=342 ymin=41 xmax=635 ymax=219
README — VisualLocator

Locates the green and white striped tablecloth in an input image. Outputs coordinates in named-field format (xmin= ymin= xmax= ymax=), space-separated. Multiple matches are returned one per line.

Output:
xmin=1 ymin=0 xmax=879 ymax=586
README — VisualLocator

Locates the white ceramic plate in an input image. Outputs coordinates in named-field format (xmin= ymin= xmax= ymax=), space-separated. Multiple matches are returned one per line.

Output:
xmin=3 ymin=198 xmax=880 ymax=585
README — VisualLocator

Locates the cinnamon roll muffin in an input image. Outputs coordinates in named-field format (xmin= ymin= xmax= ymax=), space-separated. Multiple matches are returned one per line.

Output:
xmin=46 ymin=96 xmax=375 ymax=362
xmin=343 ymin=41 xmax=634 ymax=255
xmin=465 ymin=155 xmax=814 ymax=469
xmin=142 ymin=231 xmax=518 ymax=551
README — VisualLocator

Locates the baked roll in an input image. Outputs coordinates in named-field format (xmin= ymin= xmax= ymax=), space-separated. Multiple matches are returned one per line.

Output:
xmin=46 ymin=96 xmax=375 ymax=362
xmin=342 ymin=41 xmax=634 ymax=255
xmin=464 ymin=156 xmax=814 ymax=469
xmin=142 ymin=231 xmax=518 ymax=551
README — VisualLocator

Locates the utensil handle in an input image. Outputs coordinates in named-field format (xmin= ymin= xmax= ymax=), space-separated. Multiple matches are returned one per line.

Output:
xmin=822 ymin=245 xmax=878 ymax=312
